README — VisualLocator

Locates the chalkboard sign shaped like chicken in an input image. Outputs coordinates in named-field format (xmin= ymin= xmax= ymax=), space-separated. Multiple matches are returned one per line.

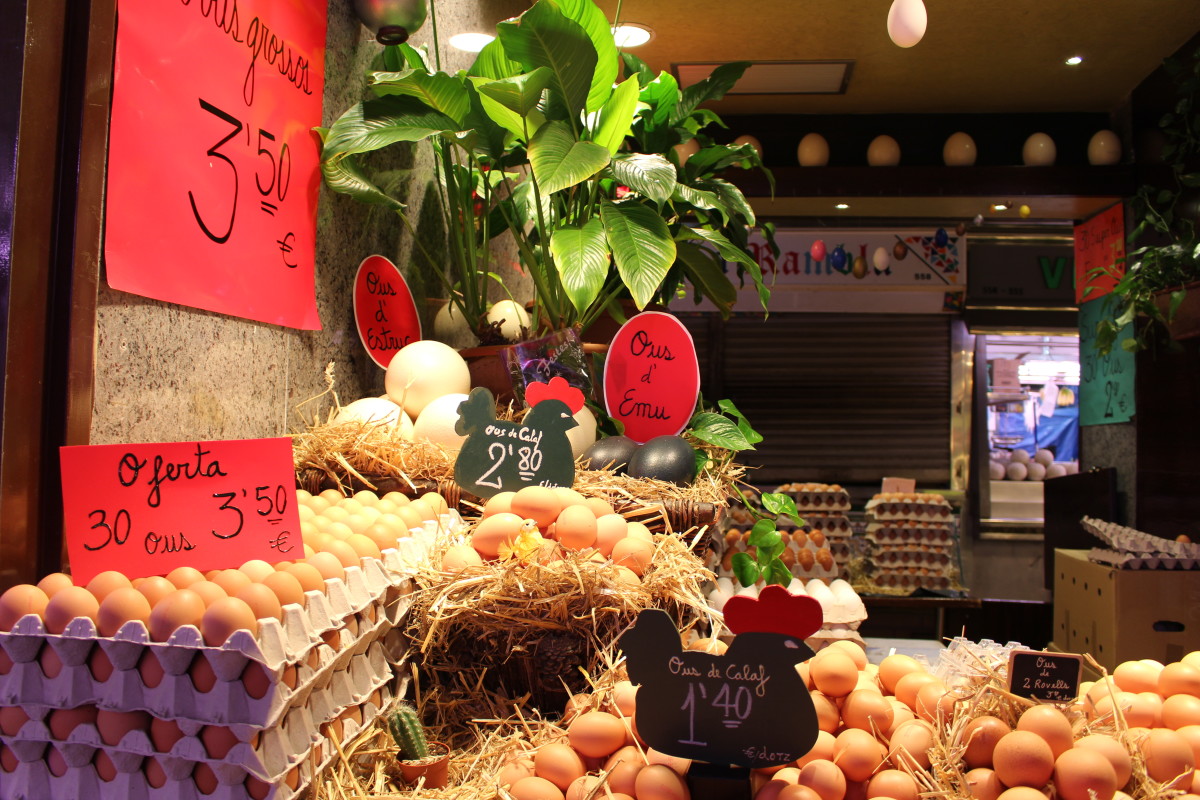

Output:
xmin=620 ymin=585 xmax=823 ymax=769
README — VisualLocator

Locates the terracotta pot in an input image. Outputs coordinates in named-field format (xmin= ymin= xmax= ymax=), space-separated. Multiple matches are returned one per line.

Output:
xmin=396 ymin=741 xmax=451 ymax=789
xmin=1154 ymin=281 xmax=1200 ymax=340
xmin=458 ymin=344 xmax=516 ymax=404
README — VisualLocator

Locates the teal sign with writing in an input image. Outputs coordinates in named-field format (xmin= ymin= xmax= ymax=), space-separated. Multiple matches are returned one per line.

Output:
xmin=1079 ymin=298 xmax=1135 ymax=425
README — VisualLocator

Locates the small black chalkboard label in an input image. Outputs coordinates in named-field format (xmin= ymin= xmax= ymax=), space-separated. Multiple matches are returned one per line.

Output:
xmin=1007 ymin=649 xmax=1083 ymax=703
xmin=453 ymin=387 xmax=577 ymax=498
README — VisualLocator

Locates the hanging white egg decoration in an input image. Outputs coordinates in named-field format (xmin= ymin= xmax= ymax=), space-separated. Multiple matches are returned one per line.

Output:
xmin=1022 ymin=133 xmax=1057 ymax=166
xmin=887 ymin=0 xmax=927 ymax=48
xmin=867 ymin=135 xmax=901 ymax=166
xmin=797 ymin=133 xmax=830 ymax=166
xmin=943 ymin=132 xmax=977 ymax=166
xmin=1088 ymin=130 xmax=1121 ymax=165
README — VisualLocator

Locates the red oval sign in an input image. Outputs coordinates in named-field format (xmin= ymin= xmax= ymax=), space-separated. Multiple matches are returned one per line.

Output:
xmin=353 ymin=255 xmax=421 ymax=368
xmin=603 ymin=312 xmax=699 ymax=443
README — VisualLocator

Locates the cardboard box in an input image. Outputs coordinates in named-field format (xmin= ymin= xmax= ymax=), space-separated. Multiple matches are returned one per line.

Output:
xmin=990 ymin=358 xmax=1021 ymax=389
xmin=1053 ymin=549 xmax=1200 ymax=671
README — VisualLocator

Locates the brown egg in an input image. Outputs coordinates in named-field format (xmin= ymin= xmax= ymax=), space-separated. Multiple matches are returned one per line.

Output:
xmin=626 ymin=522 xmax=654 ymax=542
xmin=566 ymin=774 xmax=602 ymax=800
xmin=344 ymin=533 xmax=383 ymax=561
xmin=94 ymin=749 xmax=117 ymax=782
xmin=841 ymin=689 xmax=893 ymax=734
xmin=510 ymin=776 xmax=566 ymax=800
xmin=584 ymin=497 xmax=615 ymax=518
xmin=914 ymin=680 xmax=952 ymax=722
xmin=995 ymin=787 xmax=1050 ymax=800
xmin=534 ymin=742 xmax=585 ymax=791
xmin=1113 ymin=660 xmax=1159 ymax=693
xmin=889 ymin=720 xmax=935 ymax=770
xmin=46 ymin=745 xmax=69 ymax=777
xmin=833 ymin=728 xmax=884 ymax=782
xmin=97 ymin=587 xmax=153 ymax=637
xmin=48 ymin=705 xmax=98 ymax=740
xmin=94 ymin=708 xmax=149 ymax=747
xmin=1074 ymin=734 xmax=1132 ymax=787
xmin=201 ymin=596 xmax=259 ymax=646
xmin=1054 ymin=746 xmax=1117 ymax=800
xmin=242 ymin=661 xmax=272 ymax=699
xmin=44 ymin=585 xmax=100 ymax=634
xmin=0 ymin=584 xmax=49 ymax=632
xmin=148 ymin=589 xmax=205 ymax=641
xmin=893 ymin=670 xmax=940 ymax=710
xmin=150 ymin=716 xmax=186 ymax=753
xmin=201 ymin=724 xmax=242 ymax=759
xmin=280 ymin=562 xmax=324 ymax=595
xmin=36 ymin=573 xmax=75 ymax=597
xmin=1165 ymin=694 xmax=1200 ymax=730
xmin=568 ymin=711 xmax=627 ymax=759
xmin=188 ymin=580 xmax=228 ymax=608
xmin=85 ymin=571 xmax=134 ymax=602
xmin=796 ymin=731 xmax=836 ymax=768
xmin=811 ymin=650 xmax=858 ymax=698
xmin=798 ymin=759 xmax=847 ymax=800
xmin=963 ymin=715 xmax=1011 ymax=769
xmin=236 ymin=584 xmax=283 ymax=622
xmin=0 ymin=706 xmax=30 ymax=737
xmin=611 ymin=537 xmax=655 ymax=576
xmin=1141 ymin=728 xmax=1196 ymax=789
xmin=191 ymin=653 xmax=218 ymax=692
xmin=165 ymin=566 xmax=205 ymax=589
xmin=511 ymin=486 xmax=563 ymax=529
xmin=589 ymin=514 xmax=629 ymax=558
xmin=144 ymin=756 xmax=169 ymax=788
xmin=635 ymin=764 xmax=690 ymax=800
xmin=1162 ymin=663 xmax=1200 ymax=698
xmin=262 ymin=570 xmax=306 ymax=609
xmin=993 ymin=731 xmax=1054 ymax=788
xmin=611 ymin=680 xmax=638 ymax=717
xmin=812 ymin=692 xmax=841 ymax=734
xmin=442 ymin=544 xmax=486 ymax=572
xmin=135 ymin=575 xmax=177 ymax=607
xmin=964 ymin=768 xmax=1004 ymax=800
xmin=867 ymin=769 xmax=918 ymax=800
xmin=498 ymin=757 xmax=537 ymax=788
xmin=826 ymin=640 xmax=868 ymax=670
xmin=322 ymin=539 xmax=361 ymax=569
xmin=779 ymin=787 xmax=825 ymax=800
xmin=555 ymin=505 xmax=598 ymax=551
xmin=305 ymin=551 xmax=346 ymax=581
xmin=194 ymin=761 xmax=220 ymax=795
xmin=472 ymin=513 xmax=525 ymax=559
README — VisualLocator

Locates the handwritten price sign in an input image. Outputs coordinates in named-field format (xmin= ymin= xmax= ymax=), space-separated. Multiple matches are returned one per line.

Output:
xmin=602 ymin=312 xmax=700 ymax=443
xmin=353 ymin=256 xmax=421 ymax=368
xmin=1074 ymin=204 xmax=1125 ymax=304
xmin=104 ymin=0 xmax=324 ymax=329
xmin=60 ymin=438 xmax=301 ymax=584
xmin=1007 ymin=649 xmax=1082 ymax=703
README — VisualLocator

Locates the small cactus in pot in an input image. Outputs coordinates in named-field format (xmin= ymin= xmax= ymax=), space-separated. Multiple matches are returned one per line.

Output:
xmin=386 ymin=703 xmax=451 ymax=788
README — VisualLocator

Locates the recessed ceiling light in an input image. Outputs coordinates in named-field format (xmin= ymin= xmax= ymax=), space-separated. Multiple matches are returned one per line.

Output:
xmin=991 ymin=202 xmax=1010 ymax=212
xmin=449 ymin=32 xmax=495 ymax=52
xmin=1065 ymin=55 xmax=1083 ymax=66
xmin=612 ymin=24 xmax=653 ymax=48
xmin=835 ymin=203 xmax=850 ymax=210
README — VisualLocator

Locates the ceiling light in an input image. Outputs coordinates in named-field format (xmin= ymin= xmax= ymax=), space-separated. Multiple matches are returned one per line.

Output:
xmin=835 ymin=203 xmax=850 ymax=210
xmin=1065 ymin=55 xmax=1083 ymax=66
xmin=449 ymin=32 xmax=495 ymax=52
xmin=612 ymin=24 xmax=652 ymax=48
xmin=991 ymin=202 xmax=1010 ymax=212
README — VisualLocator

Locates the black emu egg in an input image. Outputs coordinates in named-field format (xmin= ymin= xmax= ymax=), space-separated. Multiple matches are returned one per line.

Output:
xmin=626 ymin=435 xmax=697 ymax=485
xmin=581 ymin=435 xmax=640 ymax=474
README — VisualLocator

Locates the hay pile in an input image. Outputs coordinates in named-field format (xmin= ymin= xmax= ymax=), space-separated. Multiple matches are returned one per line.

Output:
xmin=405 ymin=530 xmax=714 ymax=739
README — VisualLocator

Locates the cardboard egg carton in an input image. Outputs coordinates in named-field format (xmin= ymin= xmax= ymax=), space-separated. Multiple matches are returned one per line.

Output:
xmin=1081 ymin=516 xmax=1200 ymax=562
xmin=865 ymin=492 xmax=952 ymax=521
xmin=713 ymin=531 xmax=839 ymax=583
xmin=773 ymin=483 xmax=851 ymax=513
xmin=796 ymin=513 xmax=853 ymax=538
xmin=871 ymin=549 xmax=955 ymax=571
xmin=864 ymin=521 xmax=953 ymax=546
xmin=0 ymin=559 xmax=412 ymax=728
xmin=869 ymin=571 xmax=955 ymax=591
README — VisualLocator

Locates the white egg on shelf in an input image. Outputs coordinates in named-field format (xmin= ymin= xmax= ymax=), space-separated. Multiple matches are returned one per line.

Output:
xmin=333 ymin=397 xmax=414 ymax=439
xmin=566 ymin=405 xmax=598 ymax=458
xmin=886 ymin=0 xmax=927 ymax=48
xmin=867 ymin=135 xmax=901 ymax=166
xmin=1045 ymin=463 xmax=1068 ymax=479
xmin=385 ymin=340 xmax=471 ymax=418
xmin=485 ymin=299 xmax=531 ymax=342
xmin=1026 ymin=462 xmax=1047 ymax=482
xmin=735 ymin=583 xmax=759 ymax=597
xmin=1022 ymin=132 xmax=1057 ymax=166
xmin=797 ymin=133 xmax=830 ymax=166
xmin=731 ymin=134 xmax=763 ymax=158
xmin=1088 ymin=130 xmax=1121 ymax=165
xmin=432 ymin=302 xmax=479 ymax=349
xmin=1035 ymin=448 xmax=1054 ymax=466
xmin=988 ymin=461 xmax=1006 ymax=481
xmin=787 ymin=577 xmax=807 ymax=595
xmin=943 ymin=132 xmax=977 ymax=166
xmin=1006 ymin=462 xmax=1028 ymax=481
xmin=1010 ymin=449 xmax=1031 ymax=464
xmin=411 ymin=392 xmax=471 ymax=452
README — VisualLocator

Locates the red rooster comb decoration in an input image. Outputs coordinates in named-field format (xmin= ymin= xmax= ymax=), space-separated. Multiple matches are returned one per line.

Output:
xmin=525 ymin=376 xmax=585 ymax=414
xmin=722 ymin=584 xmax=824 ymax=640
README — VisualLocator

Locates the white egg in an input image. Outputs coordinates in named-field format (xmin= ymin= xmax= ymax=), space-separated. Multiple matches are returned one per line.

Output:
xmin=433 ymin=302 xmax=479 ymax=349
xmin=333 ymin=397 xmax=414 ymax=438
xmin=732 ymin=135 xmax=763 ymax=158
xmin=872 ymin=246 xmax=891 ymax=271
xmin=1022 ymin=132 xmax=1057 ymax=166
xmin=887 ymin=0 xmax=927 ymax=48
xmin=673 ymin=138 xmax=700 ymax=166
xmin=1035 ymin=448 xmax=1054 ymax=467
xmin=1011 ymin=449 xmax=1031 ymax=464
xmin=384 ymin=340 xmax=471 ymax=418
xmin=1088 ymin=130 xmax=1121 ymax=165
xmin=867 ymin=135 xmax=901 ymax=166
xmin=485 ymin=300 xmax=531 ymax=342
xmin=797 ymin=133 xmax=830 ymax=166
xmin=1006 ymin=462 xmax=1028 ymax=481
xmin=1045 ymin=464 xmax=1067 ymax=480
xmin=787 ymin=577 xmax=807 ymax=595
xmin=943 ymin=132 xmax=977 ymax=166
xmin=1064 ymin=461 xmax=1079 ymax=475
xmin=988 ymin=461 xmax=1006 ymax=481
xmin=1025 ymin=462 xmax=1047 ymax=481
xmin=411 ymin=393 xmax=470 ymax=452
xmin=566 ymin=405 xmax=598 ymax=459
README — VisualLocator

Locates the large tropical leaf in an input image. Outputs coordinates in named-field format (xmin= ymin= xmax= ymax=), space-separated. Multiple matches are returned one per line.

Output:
xmin=671 ymin=183 xmax=725 ymax=216
xmin=529 ymin=121 xmax=610 ymax=195
xmin=609 ymin=154 xmax=676 ymax=205
xmin=684 ymin=142 xmax=763 ymax=180
xmin=458 ymin=80 xmax=509 ymax=158
xmin=675 ymin=240 xmax=737 ymax=316
xmin=620 ymin=52 xmax=656 ymax=87
xmin=321 ymin=96 xmax=458 ymax=159
xmin=553 ymin=0 xmax=619 ymax=111
xmin=600 ymin=200 xmax=677 ymax=309
xmin=673 ymin=61 xmax=751 ymax=126
xmin=477 ymin=68 xmax=554 ymax=116
xmin=550 ymin=218 xmax=611 ymax=312
xmin=369 ymin=70 xmax=470 ymax=124
xmin=470 ymin=38 xmax=521 ymax=80
xmin=700 ymin=177 xmax=756 ymax=226
xmin=592 ymin=77 xmax=640 ymax=155
xmin=320 ymin=155 xmax=404 ymax=210
xmin=678 ymin=227 xmax=769 ymax=312
xmin=638 ymin=72 xmax=679 ymax=131
xmin=496 ymin=1 xmax=596 ymax=122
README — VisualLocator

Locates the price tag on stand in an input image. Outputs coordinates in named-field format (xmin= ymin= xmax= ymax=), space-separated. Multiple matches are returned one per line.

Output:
xmin=1074 ymin=204 xmax=1125 ymax=305
xmin=602 ymin=312 xmax=699 ymax=443
xmin=104 ymin=0 xmax=325 ymax=329
xmin=1007 ymin=649 xmax=1083 ymax=703
xmin=60 ymin=438 xmax=302 ymax=584
xmin=353 ymin=255 xmax=421 ymax=368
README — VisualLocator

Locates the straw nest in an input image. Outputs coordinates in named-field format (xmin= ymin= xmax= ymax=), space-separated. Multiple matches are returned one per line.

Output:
xmin=896 ymin=653 xmax=1183 ymax=800
xmin=404 ymin=529 xmax=715 ymax=740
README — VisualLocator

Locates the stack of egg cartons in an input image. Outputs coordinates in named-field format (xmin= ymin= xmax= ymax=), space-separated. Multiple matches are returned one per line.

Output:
xmin=0 ymin=513 xmax=452 ymax=800
xmin=863 ymin=492 xmax=958 ymax=592
xmin=706 ymin=578 xmax=868 ymax=652
xmin=775 ymin=483 xmax=855 ymax=573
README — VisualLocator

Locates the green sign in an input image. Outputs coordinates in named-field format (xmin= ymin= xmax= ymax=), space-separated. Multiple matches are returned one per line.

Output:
xmin=1079 ymin=298 xmax=1135 ymax=425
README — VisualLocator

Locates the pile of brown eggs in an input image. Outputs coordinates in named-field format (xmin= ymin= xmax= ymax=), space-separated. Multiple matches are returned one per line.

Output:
xmin=440 ymin=486 xmax=658 ymax=583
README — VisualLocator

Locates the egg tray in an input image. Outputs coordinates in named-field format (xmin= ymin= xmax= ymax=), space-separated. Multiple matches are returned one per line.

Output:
xmin=772 ymin=484 xmax=852 ymax=513
xmin=1084 ymin=547 xmax=1200 ymax=571
xmin=791 ymin=513 xmax=853 ymax=537
xmin=867 ymin=572 xmax=956 ymax=591
xmin=713 ymin=534 xmax=840 ymax=585
xmin=0 ymin=573 xmax=410 ymax=729
xmin=864 ymin=521 xmax=953 ymax=545
xmin=871 ymin=548 xmax=955 ymax=569
xmin=1081 ymin=516 xmax=1200 ymax=561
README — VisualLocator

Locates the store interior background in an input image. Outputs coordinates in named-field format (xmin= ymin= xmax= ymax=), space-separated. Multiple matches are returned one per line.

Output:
xmin=3 ymin=0 xmax=1200 ymax=648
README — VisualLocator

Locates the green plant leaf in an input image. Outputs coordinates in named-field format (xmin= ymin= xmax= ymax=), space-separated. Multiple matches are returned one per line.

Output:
xmin=529 ymin=121 xmax=611 ymax=194
xmin=673 ymin=62 xmax=750 ymax=126
xmin=552 ymin=0 xmax=619 ymax=112
xmin=702 ymin=177 xmax=757 ymax=226
xmin=747 ymin=519 xmax=778 ymax=548
xmin=370 ymin=70 xmax=471 ymax=124
xmin=678 ymin=227 xmax=770 ymax=313
xmin=671 ymin=182 xmax=723 ymax=213
xmin=320 ymin=155 xmax=405 ymax=210
xmin=592 ymin=77 xmax=640 ymax=155
xmin=550 ymin=218 xmax=611 ymax=312
xmin=761 ymin=492 xmax=802 ymax=526
xmin=638 ymin=72 xmax=680 ymax=131
xmin=600 ymin=199 xmax=677 ymax=309
xmin=1169 ymin=289 xmax=1187 ymax=320
xmin=496 ymin=1 xmax=596 ymax=122
xmin=676 ymin=242 xmax=737 ymax=317
xmin=321 ymin=96 xmax=458 ymax=159
xmin=477 ymin=68 xmax=555 ymax=116
xmin=765 ymin=560 xmax=793 ymax=587
xmin=731 ymin=552 xmax=761 ymax=588
xmin=687 ymin=410 xmax=754 ymax=450
xmin=609 ymin=153 xmax=676 ymax=204
xmin=621 ymin=52 xmax=655 ymax=87
xmin=1121 ymin=337 xmax=1141 ymax=353
xmin=470 ymin=38 xmax=522 ymax=79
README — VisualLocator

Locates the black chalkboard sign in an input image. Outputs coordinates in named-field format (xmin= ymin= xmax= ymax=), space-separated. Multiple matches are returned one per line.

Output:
xmin=454 ymin=387 xmax=577 ymax=498
xmin=621 ymin=609 xmax=819 ymax=769
xmin=1007 ymin=649 xmax=1083 ymax=703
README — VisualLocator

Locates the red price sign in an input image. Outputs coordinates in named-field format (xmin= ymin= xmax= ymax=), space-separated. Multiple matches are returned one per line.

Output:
xmin=1074 ymin=204 xmax=1125 ymax=304
xmin=60 ymin=438 xmax=301 ymax=584
xmin=353 ymin=256 xmax=422 ymax=368
xmin=603 ymin=312 xmax=700 ymax=443
xmin=104 ymin=0 xmax=325 ymax=329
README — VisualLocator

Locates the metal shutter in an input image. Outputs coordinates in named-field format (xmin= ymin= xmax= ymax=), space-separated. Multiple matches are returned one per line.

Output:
xmin=679 ymin=312 xmax=952 ymax=487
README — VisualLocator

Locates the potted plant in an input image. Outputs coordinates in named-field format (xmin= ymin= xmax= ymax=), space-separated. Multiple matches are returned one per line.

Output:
xmin=1091 ymin=43 xmax=1200 ymax=355
xmin=319 ymin=0 xmax=776 ymax=349
xmin=386 ymin=702 xmax=451 ymax=788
